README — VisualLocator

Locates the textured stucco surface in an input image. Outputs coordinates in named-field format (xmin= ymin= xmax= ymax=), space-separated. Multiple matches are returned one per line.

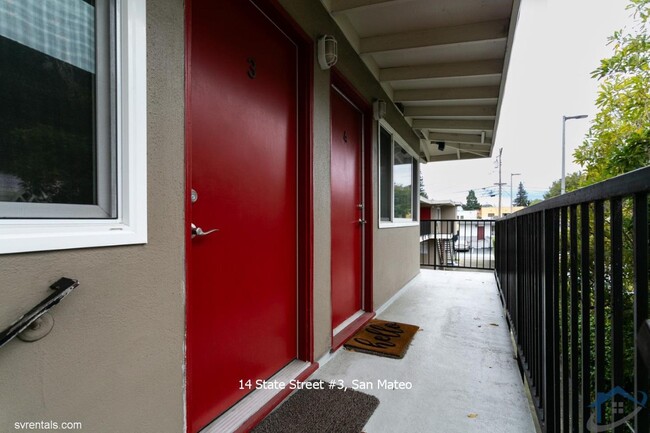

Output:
xmin=442 ymin=206 xmax=458 ymax=220
xmin=372 ymin=225 xmax=420 ymax=309
xmin=311 ymin=60 xmax=333 ymax=360
xmin=0 ymin=1 xmax=186 ymax=432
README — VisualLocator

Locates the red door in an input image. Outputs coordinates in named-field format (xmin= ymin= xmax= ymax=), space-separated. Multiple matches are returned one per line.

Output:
xmin=330 ymin=87 xmax=363 ymax=330
xmin=188 ymin=2 xmax=298 ymax=432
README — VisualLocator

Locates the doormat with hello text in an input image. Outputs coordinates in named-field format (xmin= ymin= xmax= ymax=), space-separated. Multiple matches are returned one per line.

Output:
xmin=344 ymin=319 xmax=419 ymax=359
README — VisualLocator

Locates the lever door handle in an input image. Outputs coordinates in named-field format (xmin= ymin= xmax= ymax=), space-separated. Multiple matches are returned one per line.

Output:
xmin=358 ymin=219 xmax=366 ymax=224
xmin=191 ymin=223 xmax=219 ymax=238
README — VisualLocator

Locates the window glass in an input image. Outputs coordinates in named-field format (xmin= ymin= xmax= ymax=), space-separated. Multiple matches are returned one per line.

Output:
xmin=393 ymin=143 xmax=413 ymax=219
xmin=378 ymin=124 xmax=418 ymax=225
xmin=0 ymin=0 xmax=115 ymax=217
xmin=379 ymin=126 xmax=392 ymax=222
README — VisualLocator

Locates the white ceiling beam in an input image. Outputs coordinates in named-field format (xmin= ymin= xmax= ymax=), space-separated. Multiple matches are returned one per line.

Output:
xmin=394 ymin=86 xmax=500 ymax=102
xmin=428 ymin=153 xmax=487 ymax=162
xmin=431 ymin=142 xmax=492 ymax=151
xmin=359 ymin=19 xmax=509 ymax=54
xmin=444 ymin=144 xmax=491 ymax=158
xmin=420 ymin=138 xmax=431 ymax=162
xmin=413 ymin=119 xmax=494 ymax=130
xmin=379 ymin=59 xmax=503 ymax=82
xmin=330 ymin=0 xmax=414 ymax=14
xmin=404 ymin=105 xmax=497 ymax=117
xmin=428 ymin=132 xmax=491 ymax=145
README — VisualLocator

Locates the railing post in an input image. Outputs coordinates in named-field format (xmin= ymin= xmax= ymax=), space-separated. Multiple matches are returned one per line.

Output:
xmin=610 ymin=197 xmax=625 ymax=432
xmin=634 ymin=192 xmax=649 ymax=432
xmin=569 ymin=205 xmax=579 ymax=433
xmin=433 ymin=220 xmax=437 ymax=270
xmin=542 ymin=208 xmax=556 ymax=432
xmin=580 ymin=202 xmax=592 ymax=430
xmin=560 ymin=207 xmax=569 ymax=433
xmin=594 ymin=200 xmax=606 ymax=411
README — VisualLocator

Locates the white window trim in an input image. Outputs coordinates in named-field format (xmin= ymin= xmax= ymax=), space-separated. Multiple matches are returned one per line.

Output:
xmin=378 ymin=120 xmax=419 ymax=229
xmin=0 ymin=0 xmax=147 ymax=255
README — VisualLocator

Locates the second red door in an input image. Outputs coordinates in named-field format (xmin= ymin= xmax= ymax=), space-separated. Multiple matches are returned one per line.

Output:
xmin=330 ymin=86 xmax=364 ymax=330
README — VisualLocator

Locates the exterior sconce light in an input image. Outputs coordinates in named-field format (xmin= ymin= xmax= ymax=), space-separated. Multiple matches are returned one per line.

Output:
xmin=318 ymin=35 xmax=338 ymax=70
xmin=373 ymin=99 xmax=386 ymax=120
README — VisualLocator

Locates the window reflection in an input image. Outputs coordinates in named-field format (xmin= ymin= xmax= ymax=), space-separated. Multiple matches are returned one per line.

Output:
xmin=0 ymin=0 xmax=97 ymax=206
xmin=393 ymin=143 xmax=413 ymax=219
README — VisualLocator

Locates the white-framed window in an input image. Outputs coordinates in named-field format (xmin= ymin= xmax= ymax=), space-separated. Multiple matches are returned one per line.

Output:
xmin=378 ymin=121 xmax=419 ymax=228
xmin=0 ymin=0 xmax=147 ymax=254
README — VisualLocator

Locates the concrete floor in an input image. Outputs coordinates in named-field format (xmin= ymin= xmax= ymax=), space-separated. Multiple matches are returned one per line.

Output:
xmin=314 ymin=269 xmax=536 ymax=433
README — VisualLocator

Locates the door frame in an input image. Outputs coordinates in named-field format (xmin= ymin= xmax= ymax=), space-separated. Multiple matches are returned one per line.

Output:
xmin=330 ymin=69 xmax=375 ymax=350
xmin=184 ymin=0 xmax=315 ymax=430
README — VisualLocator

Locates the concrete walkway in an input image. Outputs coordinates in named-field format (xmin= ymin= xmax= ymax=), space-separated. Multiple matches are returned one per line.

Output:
xmin=314 ymin=269 xmax=536 ymax=433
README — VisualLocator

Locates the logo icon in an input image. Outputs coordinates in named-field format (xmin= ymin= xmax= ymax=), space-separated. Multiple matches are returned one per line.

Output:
xmin=586 ymin=386 xmax=647 ymax=432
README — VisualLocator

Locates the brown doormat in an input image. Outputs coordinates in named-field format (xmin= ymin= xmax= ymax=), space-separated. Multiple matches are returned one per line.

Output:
xmin=344 ymin=319 xmax=419 ymax=359
xmin=251 ymin=381 xmax=379 ymax=433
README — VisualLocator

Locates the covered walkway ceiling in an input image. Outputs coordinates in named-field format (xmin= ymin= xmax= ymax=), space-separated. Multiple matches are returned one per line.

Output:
xmin=322 ymin=0 xmax=520 ymax=162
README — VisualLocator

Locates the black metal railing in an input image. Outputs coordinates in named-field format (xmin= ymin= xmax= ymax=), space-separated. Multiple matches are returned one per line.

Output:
xmin=495 ymin=166 xmax=650 ymax=433
xmin=0 ymin=277 xmax=79 ymax=349
xmin=420 ymin=219 xmax=495 ymax=270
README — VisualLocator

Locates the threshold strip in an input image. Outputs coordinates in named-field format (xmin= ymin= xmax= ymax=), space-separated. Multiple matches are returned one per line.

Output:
xmin=202 ymin=360 xmax=312 ymax=433
xmin=333 ymin=310 xmax=365 ymax=337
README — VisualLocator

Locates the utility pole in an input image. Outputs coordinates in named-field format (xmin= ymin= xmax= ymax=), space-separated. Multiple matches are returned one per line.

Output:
xmin=510 ymin=173 xmax=521 ymax=214
xmin=494 ymin=148 xmax=506 ymax=217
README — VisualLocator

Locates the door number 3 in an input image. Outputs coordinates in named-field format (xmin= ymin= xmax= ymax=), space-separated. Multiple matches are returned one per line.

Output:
xmin=247 ymin=57 xmax=256 ymax=79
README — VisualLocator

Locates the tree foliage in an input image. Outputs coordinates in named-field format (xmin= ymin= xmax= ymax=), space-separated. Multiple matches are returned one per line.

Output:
xmin=463 ymin=190 xmax=481 ymax=210
xmin=574 ymin=0 xmax=650 ymax=184
xmin=513 ymin=182 xmax=530 ymax=207
xmin=419 ymin=172 xmax=428 ymax=198
xmin=568 ymin=2 xmax=650 ymax=410
xmin=543 ymin=172 xmax=586 ymax=199
xmin=394 ymin=184 xmax=412 ymax=218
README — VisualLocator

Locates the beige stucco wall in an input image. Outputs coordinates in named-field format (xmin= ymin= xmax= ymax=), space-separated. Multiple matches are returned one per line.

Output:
xmin=373 ymin=226 xmax=420 ymax=309
xmin=0 ymin=2 xmax=186 ymax=432
xmin=441 ymin=206 xmax=458 ymax=220
xmin=311 ymin=53 xmax=333 ymax=361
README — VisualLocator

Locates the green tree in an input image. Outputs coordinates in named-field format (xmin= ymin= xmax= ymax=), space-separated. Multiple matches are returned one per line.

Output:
xmin=513 ymin=182 xmax=530 ymax=207
xmin=463 ymin=190 xmax=481 ymax=210
xmin=569 ymin=2 xmax=650 ymax=414
xmin=574 ymin=0 xmax=650 ymax=184
xmin=394 ymin=184 xmax=412 ymax=218
xmin=543 ymin=172 xmax=586 ymax=199
xmin=419 ymin=172 xmax=428 ymax=198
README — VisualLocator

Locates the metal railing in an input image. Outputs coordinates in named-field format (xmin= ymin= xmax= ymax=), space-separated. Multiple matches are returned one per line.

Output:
xmin=420 ymin=219 xmax=495 ymax=270
xmin=0 ymin=277 xmax=79 ymax=349
xmin=495 ymin=166 xmax=650 ymax=432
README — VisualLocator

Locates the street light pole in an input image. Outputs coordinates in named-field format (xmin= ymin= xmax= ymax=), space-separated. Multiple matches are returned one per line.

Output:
xmin=510 ymin=173 xmax=521 ymax=214
xmin=495 ymin=148 xmax=504 ymax=217
xmin=561 ymin=114 xmax=588 ymax=194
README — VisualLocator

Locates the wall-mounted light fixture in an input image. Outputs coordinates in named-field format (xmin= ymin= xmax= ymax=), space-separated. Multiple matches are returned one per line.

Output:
xmin=373 ymin=99 xmax=386 ymax=120
xmin=317 ymin=35 xmax=338 ymax=70
xmin=436 ymin=141 xmax=446 ymax=151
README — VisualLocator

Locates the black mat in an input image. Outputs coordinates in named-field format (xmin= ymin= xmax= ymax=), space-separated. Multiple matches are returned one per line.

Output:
xmin=251 ymin=380 xmax=379 ymax=433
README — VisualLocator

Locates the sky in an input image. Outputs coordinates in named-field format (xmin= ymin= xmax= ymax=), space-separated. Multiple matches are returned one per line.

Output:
xmin=421 ymin=0 xmax=634 ymax=206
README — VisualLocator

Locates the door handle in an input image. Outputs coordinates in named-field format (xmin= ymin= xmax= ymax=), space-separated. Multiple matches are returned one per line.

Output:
xmin=358 ymin=219 xmax=366 ymax=224
xmin=191 ymin=223 xmax=219 ymax=239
